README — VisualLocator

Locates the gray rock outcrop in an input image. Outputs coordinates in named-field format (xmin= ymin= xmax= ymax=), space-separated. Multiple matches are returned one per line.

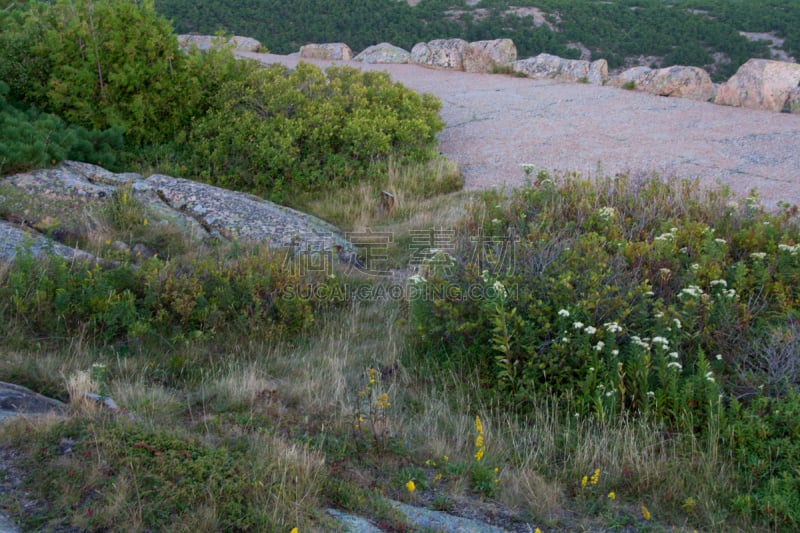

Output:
xmin=0 ymin=162 xmax=355 ymax=264
xmin=354 ymin=43 xmax=411 ymax=64
xmin=299 ymin=43 xmax=353 ymax=61
xmin=0 ymin=381 xmax=67 ymax=422
xmin=634 ymin=65 xmax=716 ymax=101
xmin=715 ymin=58 xmax=800 ymax=112
xmin=512 ymin=53 xmax=608 ymax=85
xmin=462 ymin=39 xmax=517 ymax=73
xmin=178 ymin=34 xmax=263 ymax=53
xmin=411 ymin=39 xmax=470 ymax=70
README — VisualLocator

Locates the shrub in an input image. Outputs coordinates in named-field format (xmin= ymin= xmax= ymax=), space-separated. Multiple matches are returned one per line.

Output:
xmin=0 ymin=82 xmax=123 ymax=175
xmin=0 ymin=241 xmax=342 ymax=346
xmin=188 ymin=62 xmax=444 ymax=198
xmin=411 ymin=174 xmax=800 ymax=426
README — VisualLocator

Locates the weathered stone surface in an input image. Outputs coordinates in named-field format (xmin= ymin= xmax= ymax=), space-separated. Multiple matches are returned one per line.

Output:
xmin=354 ymin=43 xmax=411 ymax=64
xmin=512 ymin=53 xmax=608 ymax=84
xmin=411 ymin=39 xmax=470 ymax=70
xmin=587 ymin=59 xmax=609 ymax=85
xmin=178 ymin=34 xmax=263 ymax=53
xmin=0 ymin=220 xmax=101 ymax=264
xmin=299 ymin=43 xmax=353 ymax=61
xmin=608 ymin=66 xmax=652 ymax=88
xmin=462 ymin=39 xmax=517 ymax=73
xmin=635 ymin=66 xmax=716 ymax=101
xmin=0 ymin=381 xmax=67 ymax=421
xmin=0 ymin=162 xmax=355 ymax=263
xmin=715 ymin=58 xmax=800 ymax=112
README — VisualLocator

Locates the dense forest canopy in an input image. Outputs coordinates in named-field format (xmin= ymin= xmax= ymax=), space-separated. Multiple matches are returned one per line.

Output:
xmin=155 ymin=0 xmax=799 ymax=80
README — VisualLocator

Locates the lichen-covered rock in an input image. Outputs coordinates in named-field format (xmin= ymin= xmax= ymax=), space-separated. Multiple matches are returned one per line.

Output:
xmin=715 ymin=59 xmax=800 ymax=112
xmin=462 ymin=39 xmax=517 ymax=73
xmin=608 ymin=66 xmax=652 ymax=88
xmin=178 ymin=34 xmax=263 ymax=53
xmin=354 ymin=43 xmax=411 ymax=64
xmin=587 ymin=59 xmax=609 ymax=85
xmin=299 ymin=43 xmax=353 ymax=61
xmin=0 ymin=162 xmax=355 ymax=264
xmin=511 ymin=53 xmax=608 ymax=84
xmin=635 ymin=66 xmax=716 ymax=101
xmin=411 ymin=39 xmax=470 ymax=70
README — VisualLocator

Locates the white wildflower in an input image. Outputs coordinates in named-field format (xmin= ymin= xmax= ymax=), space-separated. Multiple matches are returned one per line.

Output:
xmin=594 ymin=341 xmax=605 ymax=352
xmin=750 ymin=252 xmax=767 ymax=260
xmin=715 ymin=354 xmax=723 ymax=361
xmin=611 ymin=349 xmax=619 ymax=356
xmin=714 ymin=238 xmax=727 ymax=245
xmin=680 ymin=285 xmax=703 ymax=297
xmin=558 ymin=309 xmax=570 ymax=317
xmin=710 ymin=279 xmax=728 ymax=288
xmin=667 ymin=361 xmax=683 ymax=371
xmin=573 ymin=321 xmax=584 ymax=330
xmin=668 ymin=351 xmax=679 ymax=359
xmin=604 ymin=321 xmax=622 ymax=333
xmin=584 ymin=325 xmax=597 ymax=335
xmin=651 ymin=336 xmax=670 ymax=348
xmin=673 ymin=318 xmax=682 ymax=329
xmin=493 ymin=280 xmax=507 ymax=298
xmin=654 ymin=312 xmax=664 ymax=318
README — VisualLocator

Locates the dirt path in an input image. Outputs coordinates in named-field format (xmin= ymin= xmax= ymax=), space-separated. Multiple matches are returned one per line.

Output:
xmin=238 ymin=52 xmax=800 ymax=207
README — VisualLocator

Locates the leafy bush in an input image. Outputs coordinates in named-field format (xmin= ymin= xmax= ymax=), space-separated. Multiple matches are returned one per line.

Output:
xmin=188 ymin=62 xmax=444 ymax=198
xmin=412 ymin=175 xmax=800 ymax=422
xmin=1 ymin=242 xmax=342 ymax=346
xmin=409 ymin=172 xmax=800 ymax=524
xmin=729 ymin=392 xmax=800 ymax=527
xmin=0 ymin=82 xmax=123 ymax=175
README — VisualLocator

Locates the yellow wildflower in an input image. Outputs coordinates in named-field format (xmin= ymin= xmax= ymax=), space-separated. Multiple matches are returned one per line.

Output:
xmin=290 ymin=529 xmax=298 ymax=533
xmin=641 ymin=505 xmax=651 ymax=520
xmin=591 ymin=468 xmax=600 ymax=485
xmin=535 ymin=529 xmax=541 ymax=533
xmin=581 ymin=475 xmax=588 ymax=488
xmin=143 ymin=218 xmax=148 ymax=226
xmin=406 ymin=480 xmax=416 ymax=493
xmin=607 ymin=491 xmax=616 ymax=500
xmin=474 ymin=447 xmax=485 ymax=462
xmin=475 ymin=415 xmax=484 ymax=435
xmin=433 ymin=473 xmax=442 ymax=482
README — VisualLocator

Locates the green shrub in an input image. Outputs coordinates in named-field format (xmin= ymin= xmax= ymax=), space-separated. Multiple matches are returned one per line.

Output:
xmin=411 ymin=175 xmax=800 ymax=425
xmin=1 ymin=242 xmax=342 ymax=346
xmin=188 ymin=62 xmax=444 ymax=198
xmin=729 ymin=392 xmax=800 ymax=528
xmin=0 ymin=82 xmax=123 ymax=175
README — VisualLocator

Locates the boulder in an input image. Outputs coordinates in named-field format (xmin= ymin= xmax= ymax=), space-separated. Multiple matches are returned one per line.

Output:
xmin=178 ymin=34 xmax=263 ymax=53
xmin=299 ymin=43 xmax=353 ymax=61
xmin=411 ymin=39 xmax=470 ymax=70
xmin=715 ymin=59 xmax=800 ymax=112
xmin=0 ymin=162 xmax=355 ymax=264
xmin=462 ymin=39 xmax=517 ymax=73
xmin=635 ymin=66 xmax=716 ymax=101
xmin=354 ymin=43 xmax=411 ymax=64
xmin=511 ymin=53 xmax=608 ymax=85
xmin=587 ymin=59 xmax=609 ymax=85
xmin=608 ymin=66 xmax=652 ymax=88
